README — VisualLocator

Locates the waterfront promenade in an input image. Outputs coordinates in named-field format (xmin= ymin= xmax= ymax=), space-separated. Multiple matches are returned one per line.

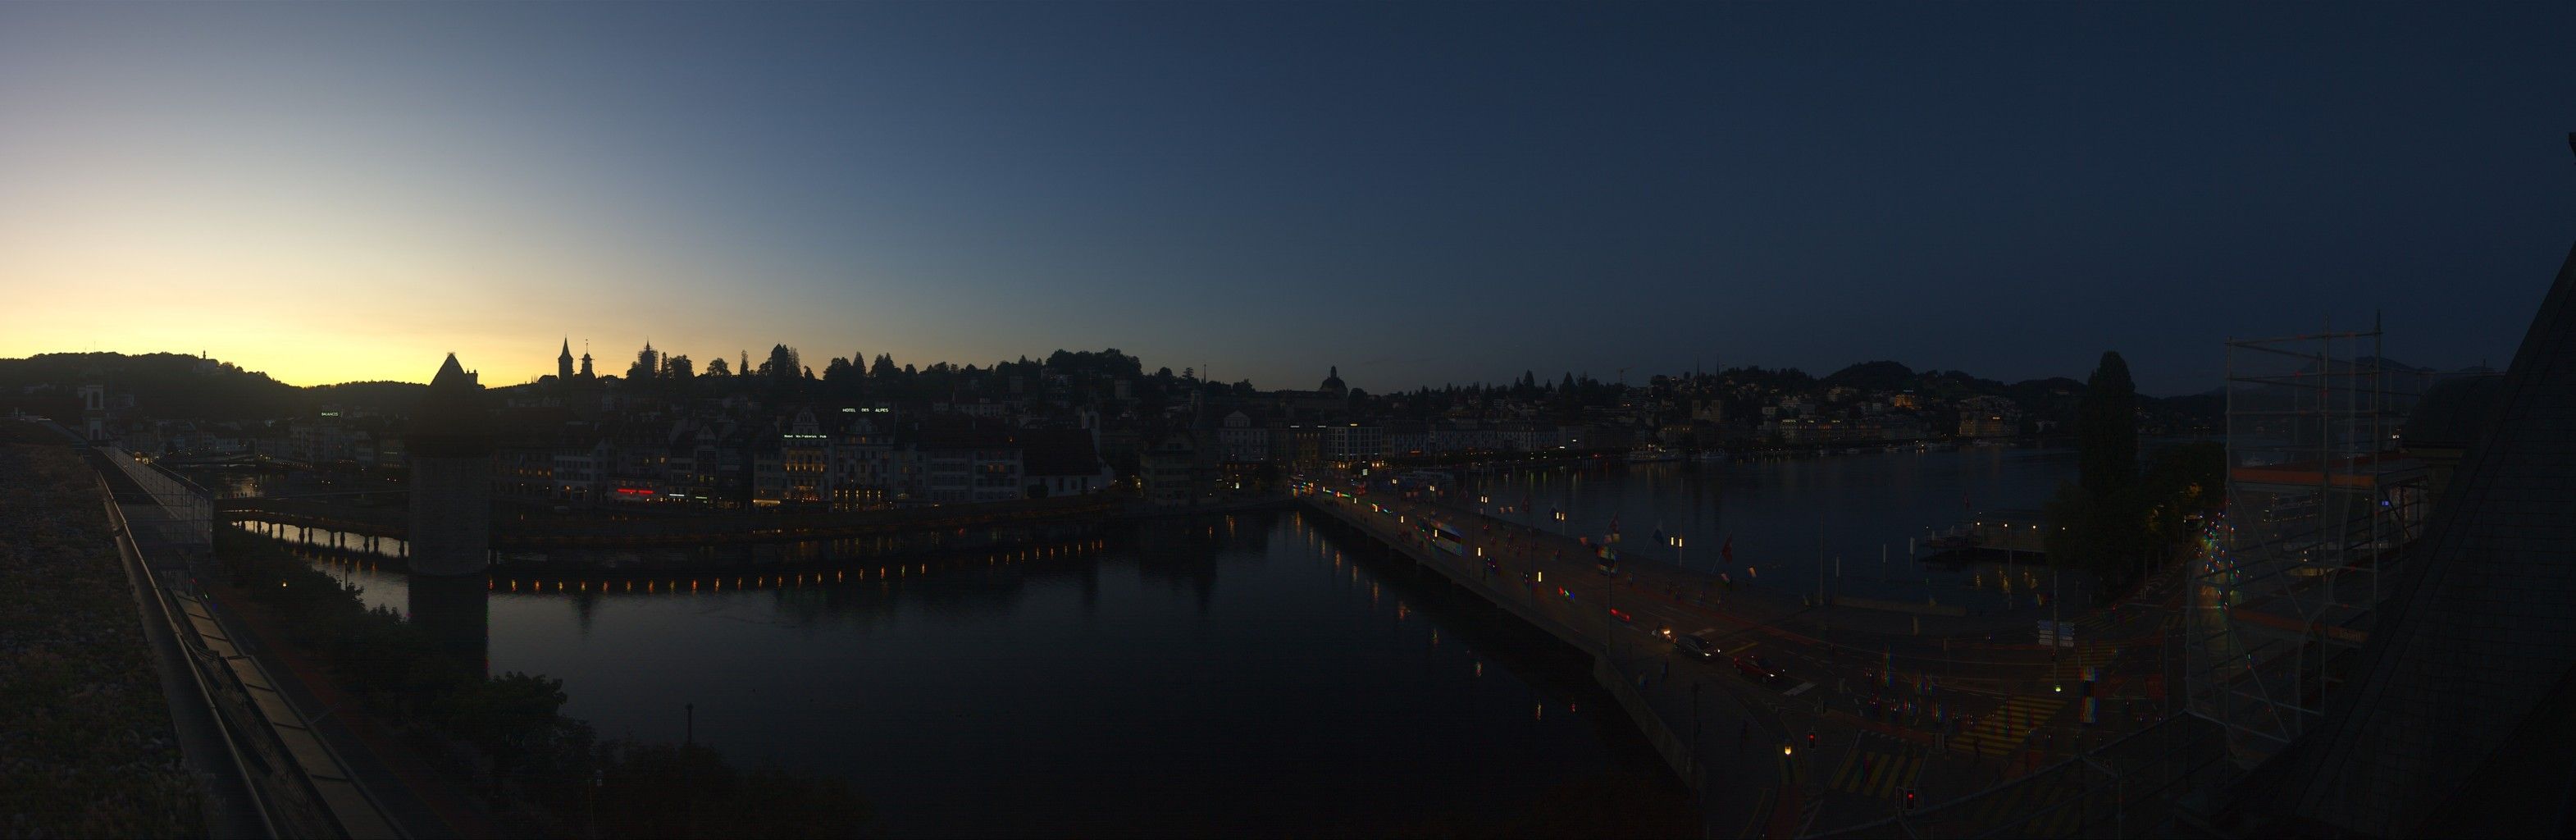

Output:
xmin=1299 ymin=485 xmax=1798 ymax=838
xmin=1301 ymin=474 xmax=2186 ymax=836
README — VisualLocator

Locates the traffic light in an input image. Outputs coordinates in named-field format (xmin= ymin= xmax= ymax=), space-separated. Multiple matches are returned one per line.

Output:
xmin=1806 ymin=729 xmax=1817 ymax=750
xmin=1904 ymin=788 xmax=1918 ymax=811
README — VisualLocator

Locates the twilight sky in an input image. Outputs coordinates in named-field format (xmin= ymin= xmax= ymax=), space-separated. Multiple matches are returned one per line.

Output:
xmin=3 ymin=2 xmax=2570 ymax=395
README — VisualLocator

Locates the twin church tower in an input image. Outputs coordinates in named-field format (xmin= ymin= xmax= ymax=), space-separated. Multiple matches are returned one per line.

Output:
xmin=557 ymin=339 xmax=593 ymax=381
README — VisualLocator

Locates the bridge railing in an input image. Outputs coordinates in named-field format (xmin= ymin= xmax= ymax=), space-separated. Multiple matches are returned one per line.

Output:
xmin=94 ymin=446 xmax=214 ymax=553
xmin=105 ymin=470 xmax=408 ymax=838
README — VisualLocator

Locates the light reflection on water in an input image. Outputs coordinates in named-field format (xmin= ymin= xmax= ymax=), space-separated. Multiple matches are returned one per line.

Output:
xmin=253 ymin=450 xmax=2110 ymax=834
xmin=295 ymin=511 xmax=1656 ymax=838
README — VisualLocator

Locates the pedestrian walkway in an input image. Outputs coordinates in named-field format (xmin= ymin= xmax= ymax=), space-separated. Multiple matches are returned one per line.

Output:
xmin=1829 ymin=737 xmax=1925 ymax=801
xmin=1952 ymin=777 xmax=2086 ymax=838
xmin=1950 ymin=693 xmax=2063 ymax=758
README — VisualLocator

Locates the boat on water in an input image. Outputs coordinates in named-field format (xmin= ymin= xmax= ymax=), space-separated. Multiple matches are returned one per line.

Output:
xmin=1625 ymin=445 xmax=1684 ymax=463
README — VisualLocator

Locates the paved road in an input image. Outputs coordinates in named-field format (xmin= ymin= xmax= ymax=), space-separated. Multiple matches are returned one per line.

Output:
xmin=1306 ymin=477 xmax=2191 ymax=835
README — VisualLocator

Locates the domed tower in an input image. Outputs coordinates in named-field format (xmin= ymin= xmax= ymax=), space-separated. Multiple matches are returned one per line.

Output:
xmin=406 ymin=354 xmax=494 ymax=576
xmin=1320 ymin=365 xmax=1347 ymax=399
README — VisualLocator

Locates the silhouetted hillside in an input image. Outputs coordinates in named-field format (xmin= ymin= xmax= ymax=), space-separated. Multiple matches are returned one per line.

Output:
xmin=1821 ymin=360 xmax=1915 ymax=393
xmin=0 ymin=353 xmax=302 ymax=420
xmin=0 ymin=353 xmax=442 ymax=421
xmin=306 ymin=381 xmax=429 ymax=415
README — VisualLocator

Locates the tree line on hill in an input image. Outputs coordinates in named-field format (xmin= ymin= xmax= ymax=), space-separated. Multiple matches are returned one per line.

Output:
xmin=2 ymin=348 xmax=2227 ymax=436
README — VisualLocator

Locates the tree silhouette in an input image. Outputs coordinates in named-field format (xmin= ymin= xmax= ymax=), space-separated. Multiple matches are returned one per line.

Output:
xmin=2060 ymin=350 xmax=2145 ymax=591
xmin=2079 ymin=352 xmax=2138 ymax=503
xmin=761 ymin=345 xmax=800 ymax=385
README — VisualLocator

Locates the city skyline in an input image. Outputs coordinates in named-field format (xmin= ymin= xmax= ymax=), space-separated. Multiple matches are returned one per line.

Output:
xmin=7 ymin=3 xmax=2574 ymax=394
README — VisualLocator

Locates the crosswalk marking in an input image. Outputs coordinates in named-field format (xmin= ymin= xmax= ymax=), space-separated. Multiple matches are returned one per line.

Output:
xmin=1949 ymin=694 xmax=2064 ymax=758
xmin=1784 ymin=681 xmax=1816 ymax=696
xmin=1828 ymin=743 xmax=1923 ymax=800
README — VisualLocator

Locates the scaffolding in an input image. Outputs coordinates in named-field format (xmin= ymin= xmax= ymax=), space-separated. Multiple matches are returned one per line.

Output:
xmin=2186 ymin=322 xmax=2435 ymax=769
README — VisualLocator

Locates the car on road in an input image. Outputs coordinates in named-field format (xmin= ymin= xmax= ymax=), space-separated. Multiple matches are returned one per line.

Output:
xmin=1732 ymin=654 xmax=1782 ymax=684
xmin=1607 ymin=607 xmax=1633 ymax=623
xmin=1675 ymin=628 xmax=1721 ymax=660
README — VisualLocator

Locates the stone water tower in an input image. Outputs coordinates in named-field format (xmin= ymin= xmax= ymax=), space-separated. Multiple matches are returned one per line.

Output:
xmin=406 ymin=353 xmax=492 ymax=574
xmin=405 ymin=354 xmax=493 ymax=675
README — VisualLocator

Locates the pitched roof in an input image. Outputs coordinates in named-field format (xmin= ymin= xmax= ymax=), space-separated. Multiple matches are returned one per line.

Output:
xmin=430 ymin=352 xmax=472 ymax=389
xmin=409 ymin=354 xmax=491 ymax=451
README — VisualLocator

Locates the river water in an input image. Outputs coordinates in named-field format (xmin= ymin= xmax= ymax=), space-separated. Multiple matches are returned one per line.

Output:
xmin=280 ymin=512 xmax=1678 ymax=837
xmin=217 ymin=445 xmax=2077 ymax=836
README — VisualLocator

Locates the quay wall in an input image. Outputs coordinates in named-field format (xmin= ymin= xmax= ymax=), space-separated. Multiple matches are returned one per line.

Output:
xmin=1295 ymin=495 xmax=1709 ymax=795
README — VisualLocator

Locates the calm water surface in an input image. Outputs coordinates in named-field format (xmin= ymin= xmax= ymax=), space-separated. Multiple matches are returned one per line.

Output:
xmin=243 ymin=447 xmax=2080 ymax=834
xmin=303 ymin=511 xmax=1661 ymax=837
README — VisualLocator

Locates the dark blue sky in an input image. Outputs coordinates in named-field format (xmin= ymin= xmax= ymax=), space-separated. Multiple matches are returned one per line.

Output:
xmin=5 ymin=2 xmax=2570 ymax=392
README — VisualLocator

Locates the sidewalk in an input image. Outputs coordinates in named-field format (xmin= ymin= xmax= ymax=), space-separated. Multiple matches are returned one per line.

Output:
xmin=1345 ymin=483 xmax=2154 ymax=830
xmin=1301 ymin=490 xmax=1792 ymax=837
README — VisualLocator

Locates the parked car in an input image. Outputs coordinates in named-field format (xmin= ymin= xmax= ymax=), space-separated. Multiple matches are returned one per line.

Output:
xmin=1732 ymin=654 xmax=1782 ymax=683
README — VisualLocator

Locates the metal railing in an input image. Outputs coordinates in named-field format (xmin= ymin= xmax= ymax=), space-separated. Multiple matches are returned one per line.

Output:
xmin=103 ymin=470 xmax=405 ymax=838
